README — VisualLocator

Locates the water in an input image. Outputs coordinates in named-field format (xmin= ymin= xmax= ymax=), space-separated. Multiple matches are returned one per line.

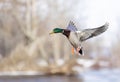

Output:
xmin=0 ymin=69 xmax=120 ymax=82
xmin=0 ymin=75 xmax=83 ymax=82
xmin=81 ymin=69 xmax=120 ymax=82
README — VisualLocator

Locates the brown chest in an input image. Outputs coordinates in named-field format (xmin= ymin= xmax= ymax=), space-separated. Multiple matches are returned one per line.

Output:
xmin=62 ymin=29 xmax=70 ymax=38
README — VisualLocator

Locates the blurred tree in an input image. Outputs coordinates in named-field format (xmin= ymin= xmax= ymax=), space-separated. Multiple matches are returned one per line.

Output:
xmin=0 ymin=0 xmax=118 ymax=74
xmin=0 ymin=0 xmax=83 ymax=74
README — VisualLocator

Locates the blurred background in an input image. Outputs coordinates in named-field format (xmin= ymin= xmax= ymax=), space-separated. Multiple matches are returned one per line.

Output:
xmin=0 ymin=0 xmax=120 ymax=82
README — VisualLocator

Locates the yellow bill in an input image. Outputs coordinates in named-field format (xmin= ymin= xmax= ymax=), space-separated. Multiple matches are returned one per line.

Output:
xmin=49 ymin=31 xmax=55 ymax=35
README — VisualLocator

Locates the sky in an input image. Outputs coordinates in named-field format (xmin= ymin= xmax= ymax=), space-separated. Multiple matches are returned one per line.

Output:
xmin=38 ymin=0 xmax=120 ymax=48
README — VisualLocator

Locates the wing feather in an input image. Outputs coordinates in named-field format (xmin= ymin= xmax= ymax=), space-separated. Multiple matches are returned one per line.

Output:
xmin=79 ymin=23 xmax=109 ymax=41
xmin=67 ymin=21 xmax=78 ymax=31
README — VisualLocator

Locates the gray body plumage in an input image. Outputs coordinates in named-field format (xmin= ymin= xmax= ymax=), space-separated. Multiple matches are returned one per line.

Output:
xmin=68 ymin=32 xmax=80 ymax=49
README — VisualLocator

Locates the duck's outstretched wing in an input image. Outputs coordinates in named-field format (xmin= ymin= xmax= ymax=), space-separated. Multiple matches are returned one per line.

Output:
xmin=67 ymin=21 xmax=78 ymax=31
xmin=78 ymin=23 xmax=109 ymax=42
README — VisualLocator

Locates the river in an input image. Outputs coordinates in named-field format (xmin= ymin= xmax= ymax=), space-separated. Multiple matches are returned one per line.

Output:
xmin=0 ymin=69 xmax=120 ymax=82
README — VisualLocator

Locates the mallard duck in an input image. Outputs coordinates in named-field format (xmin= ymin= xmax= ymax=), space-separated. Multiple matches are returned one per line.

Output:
xmin=49 ymin=21 xmax=109 ymax=55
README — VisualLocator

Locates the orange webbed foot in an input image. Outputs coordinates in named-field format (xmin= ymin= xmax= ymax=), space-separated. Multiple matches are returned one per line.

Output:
xmin=71 ymin=47 xmax=75 ymax=55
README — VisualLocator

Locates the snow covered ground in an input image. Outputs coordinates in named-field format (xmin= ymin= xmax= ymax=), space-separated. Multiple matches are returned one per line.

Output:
xmin=0 ymin=71 xmax=44 ymax=76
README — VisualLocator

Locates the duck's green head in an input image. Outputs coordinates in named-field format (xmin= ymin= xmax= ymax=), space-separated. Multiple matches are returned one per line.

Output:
xmin=49 ymin=28 xmax=63 ymax=35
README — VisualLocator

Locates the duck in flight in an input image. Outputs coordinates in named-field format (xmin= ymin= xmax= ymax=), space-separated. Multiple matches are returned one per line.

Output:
xmin=49 ymin=21 xmax=109 ymax=55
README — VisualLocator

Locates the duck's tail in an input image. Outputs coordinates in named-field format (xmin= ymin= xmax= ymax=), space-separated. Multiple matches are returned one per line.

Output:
xmin=78 ymin=47 xmax=84 ymax=56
